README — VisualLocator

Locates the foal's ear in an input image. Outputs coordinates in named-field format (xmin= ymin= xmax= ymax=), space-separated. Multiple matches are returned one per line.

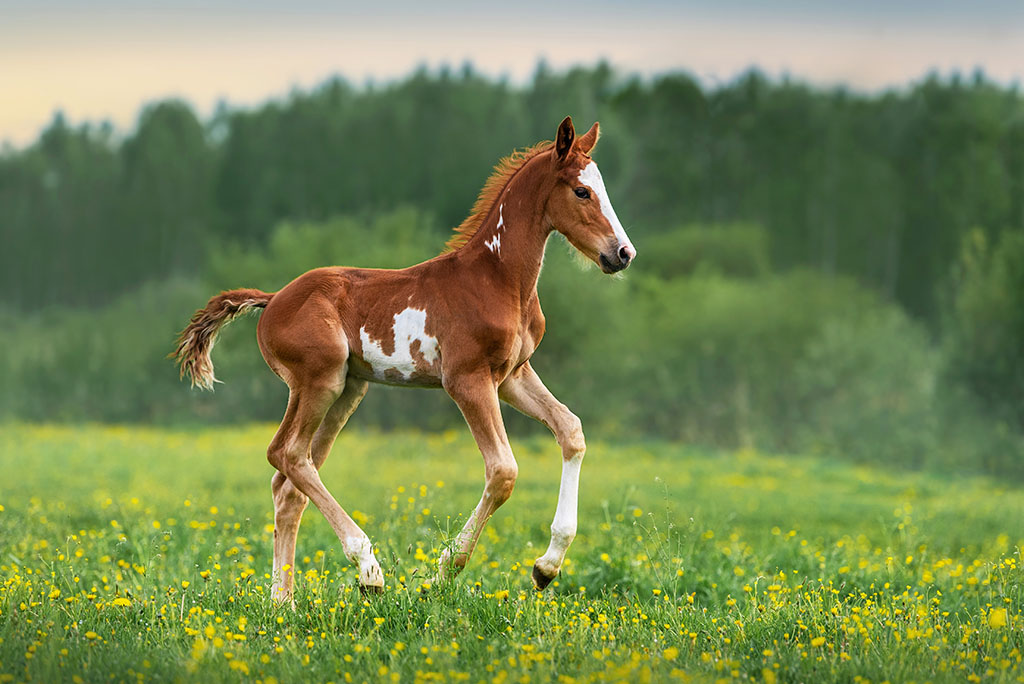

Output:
xmin=555 ymin=116 xmax=575 ymax=160
xmin=577 ymin=122 xmax=600 ymax=154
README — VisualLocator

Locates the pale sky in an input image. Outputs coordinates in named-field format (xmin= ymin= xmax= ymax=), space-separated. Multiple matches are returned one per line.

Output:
xmin=2 ymin=0 xmax=1022 ymax=147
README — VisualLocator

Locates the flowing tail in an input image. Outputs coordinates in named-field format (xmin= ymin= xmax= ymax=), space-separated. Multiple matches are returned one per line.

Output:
xmin=171 ymin=288 xmax=274 ymax=390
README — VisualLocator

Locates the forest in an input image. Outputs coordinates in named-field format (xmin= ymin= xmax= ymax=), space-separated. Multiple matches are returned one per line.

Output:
xmin=2 ymin=63 xmax=1024 ymax=478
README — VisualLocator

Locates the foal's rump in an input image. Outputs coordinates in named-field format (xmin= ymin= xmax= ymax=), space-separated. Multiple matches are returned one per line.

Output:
xmin=253 ymin=268 xmax=358 ymax=388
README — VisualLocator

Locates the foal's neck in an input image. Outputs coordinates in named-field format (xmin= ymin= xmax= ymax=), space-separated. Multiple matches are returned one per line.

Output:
xmin=459 ymin=163 xmax=552 ymax=302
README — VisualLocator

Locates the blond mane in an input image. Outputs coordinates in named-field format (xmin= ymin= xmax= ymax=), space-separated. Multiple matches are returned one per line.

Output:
xmin=443 ymin=140 xmax=553 ymax=252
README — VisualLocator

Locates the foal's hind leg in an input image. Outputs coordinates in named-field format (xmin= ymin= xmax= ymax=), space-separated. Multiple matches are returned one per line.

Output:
xmin=271 ymin=376 xmax=369 ymax=602
xmin=499 ymin=363 xmax=586 ymax=590
xmin=267 ymin=374 xmax=384 ymax=596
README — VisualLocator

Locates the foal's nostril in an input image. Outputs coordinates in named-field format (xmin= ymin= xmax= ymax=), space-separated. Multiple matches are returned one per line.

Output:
xmin=618 ymin=245 xmax=635 ymax=264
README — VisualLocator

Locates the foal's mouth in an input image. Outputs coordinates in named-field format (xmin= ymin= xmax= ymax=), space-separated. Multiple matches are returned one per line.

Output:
xmin=599 ymin=253 xmax=629 ymax=274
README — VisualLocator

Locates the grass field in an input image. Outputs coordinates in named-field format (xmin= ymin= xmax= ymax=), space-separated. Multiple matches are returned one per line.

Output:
xmin=1 ymin=423 xmax=1023 ymax=683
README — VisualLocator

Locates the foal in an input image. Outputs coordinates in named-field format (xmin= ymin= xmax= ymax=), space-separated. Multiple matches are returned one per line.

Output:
xmin=174 ymin=117 xmax=636 ymax=599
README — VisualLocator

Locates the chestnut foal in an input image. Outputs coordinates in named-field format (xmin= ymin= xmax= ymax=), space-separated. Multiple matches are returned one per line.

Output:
xmin=173 ymin=117 xmax=636 ymax=600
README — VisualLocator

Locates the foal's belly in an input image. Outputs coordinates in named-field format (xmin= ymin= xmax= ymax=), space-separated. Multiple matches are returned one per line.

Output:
xmin=347 ymin=355 xmax=443 ymax=388
xmin=347 ymin=305 xmax=444 ymax=388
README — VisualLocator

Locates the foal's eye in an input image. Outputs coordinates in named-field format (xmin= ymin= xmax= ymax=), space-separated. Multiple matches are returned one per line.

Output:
xmin=574 ymin=187 xmax=590 ymax=199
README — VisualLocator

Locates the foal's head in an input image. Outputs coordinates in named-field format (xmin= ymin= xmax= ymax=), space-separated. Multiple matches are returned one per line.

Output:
xmin=546 ymin=117 xmax=637 ymax=274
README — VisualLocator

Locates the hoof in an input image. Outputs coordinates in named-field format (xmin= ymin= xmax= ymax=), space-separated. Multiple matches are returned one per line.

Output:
xmin=359 ymin=583 xmax=384 ymax=597
xmin=532 ymin=563 xmax=557 ymax=591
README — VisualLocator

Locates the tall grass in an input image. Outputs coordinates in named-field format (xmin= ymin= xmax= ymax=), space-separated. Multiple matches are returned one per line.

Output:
xmin=1 ymin=424 xmax=1022 ymax=682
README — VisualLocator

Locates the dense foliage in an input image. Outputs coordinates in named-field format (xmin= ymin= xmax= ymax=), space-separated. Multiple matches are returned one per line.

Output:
xmin=944 ymin=229 xmax=1024 ymax=431
xmin=3 ymin=65 xmax=1023 ymax=319
xmin=3 ymin=64 xmax=1024 ymax=478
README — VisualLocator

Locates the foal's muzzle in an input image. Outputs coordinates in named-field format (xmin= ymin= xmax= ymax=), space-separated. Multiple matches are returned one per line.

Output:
xmin=599 ymin=243 xmax=636 ymax=274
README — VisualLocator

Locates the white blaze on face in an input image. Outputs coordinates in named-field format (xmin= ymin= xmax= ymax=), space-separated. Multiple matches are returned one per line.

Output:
xmin=359 ymin=307 xmax=439 ymax=380
xmin=578 ymin=161 xmax=634 ymax=252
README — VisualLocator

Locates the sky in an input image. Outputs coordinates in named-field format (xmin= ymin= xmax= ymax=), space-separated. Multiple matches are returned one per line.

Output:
xmin=2 ymin=0 xmax=1022 ymax=147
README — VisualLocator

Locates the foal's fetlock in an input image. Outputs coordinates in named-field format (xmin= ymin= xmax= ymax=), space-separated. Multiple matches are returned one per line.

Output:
xmin=436 ymin=548 xmax=468 ymax=583
xmin=344 ymin=535 xmax=384 ymax=594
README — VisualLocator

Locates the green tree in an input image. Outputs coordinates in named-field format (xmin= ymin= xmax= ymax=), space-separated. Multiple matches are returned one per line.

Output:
xmin=944 ymin=228 xmax=1024 ymax=429
xmin=120 ymin=100 xmax=214 ymax=277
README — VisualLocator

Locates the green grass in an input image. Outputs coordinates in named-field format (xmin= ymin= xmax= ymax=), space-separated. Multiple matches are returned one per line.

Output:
xmin=1 ymin=423 xmax=1022 ymax=683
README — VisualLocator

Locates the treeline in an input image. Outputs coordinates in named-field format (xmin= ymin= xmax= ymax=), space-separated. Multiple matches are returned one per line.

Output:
xmin=3 ymin=213 xmax=1023 ymax=479
xmin=3 ymin=64 xmax=1024 ymax=479
xmin=3 ymin=64 xmax=1023 ymax=321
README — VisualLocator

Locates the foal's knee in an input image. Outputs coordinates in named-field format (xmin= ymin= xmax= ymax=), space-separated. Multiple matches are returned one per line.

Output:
xmin=271 ymin=472 xmax=308 ymax=513
xmin=559 ymin=413 xmax=586 ymax=460
xmin=267 ymin=440 xmax=311 ymax=481
xmin=487 ymin=460 xmax=519 ymax=506
xmin=266 ymin=440 xmax=291 ymax=473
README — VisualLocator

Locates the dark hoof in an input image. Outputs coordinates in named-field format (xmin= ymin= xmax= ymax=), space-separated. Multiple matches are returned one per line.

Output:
xmin=359 ymin=583 xmax=384 ymax=597
xmin=532 ymin=564 xmax=556 ymax=590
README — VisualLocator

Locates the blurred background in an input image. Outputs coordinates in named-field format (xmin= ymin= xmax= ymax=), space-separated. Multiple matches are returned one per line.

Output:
xmin=2 ymin=0 xmax=1024 ymax=478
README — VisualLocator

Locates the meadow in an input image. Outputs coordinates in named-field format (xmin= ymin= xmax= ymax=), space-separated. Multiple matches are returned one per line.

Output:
xmin=1 ymin=423 xmax=1022 ymax=683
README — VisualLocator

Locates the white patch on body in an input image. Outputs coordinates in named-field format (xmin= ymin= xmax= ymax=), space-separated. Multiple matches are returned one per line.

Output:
xmin=485 ymin=204 xmax=505 ymax=256
xmin=485 ymin=233 xmax=501 ymax=254
xmin=578 ymin=161 xmax=634 ymax=250
xmin=359 ymin=307 xmax=438 ymax=380
xmin=536 ymin=453 xmax=583 ymax=573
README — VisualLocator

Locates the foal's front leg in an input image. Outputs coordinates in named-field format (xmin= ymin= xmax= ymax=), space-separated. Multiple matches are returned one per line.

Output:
xmin=499 ymin=363 xmax=586 ymax=589
xmin=437 ymin=371 xmax=519 ymax=579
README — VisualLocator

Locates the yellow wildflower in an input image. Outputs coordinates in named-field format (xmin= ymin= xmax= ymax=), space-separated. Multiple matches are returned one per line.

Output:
xmin=988 ymin=608 xmax=1008 ymax=628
